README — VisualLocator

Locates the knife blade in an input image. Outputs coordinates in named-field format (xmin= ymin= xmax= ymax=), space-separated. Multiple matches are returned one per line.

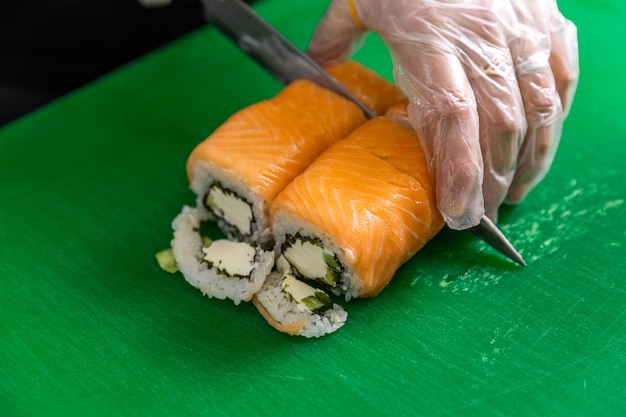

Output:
xmin=200 ymin=0 xmax=376 ymax=118
xmin=200 ymin=0 xmax=526 ymax=267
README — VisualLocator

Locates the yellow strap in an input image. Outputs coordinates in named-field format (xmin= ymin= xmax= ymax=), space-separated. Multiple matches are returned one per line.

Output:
xmin=347 ymin=0 xmax=366 ymax=31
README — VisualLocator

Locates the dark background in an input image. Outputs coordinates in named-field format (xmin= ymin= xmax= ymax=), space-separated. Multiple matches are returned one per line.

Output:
xmin=0 ymin=0 xmax=209 ymax=126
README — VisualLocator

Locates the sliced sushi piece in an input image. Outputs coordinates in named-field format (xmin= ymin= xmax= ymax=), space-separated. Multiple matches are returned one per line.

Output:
xmin=185 ymin=61 xmax=402 ymax=249
xmin=171 ymin=205 xmax=274 ymax=305
xmin=252 ymin=260 xmax=347 ymax=338
xmin=271 ymin=116 xmax=445 ymax=300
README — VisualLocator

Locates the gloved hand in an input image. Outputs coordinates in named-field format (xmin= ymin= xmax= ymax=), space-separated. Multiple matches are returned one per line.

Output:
xmin=308 ymin=0 xmax=579 ymax=230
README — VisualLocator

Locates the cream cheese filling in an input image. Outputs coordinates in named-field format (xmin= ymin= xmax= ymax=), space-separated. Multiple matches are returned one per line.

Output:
xmin=283 ymin=239 xmax=330 ymax=280
xmin=202 ymin=239 xmax=256 ymax=276
xmin=280 ymin=274 xmax=331 ymax=312
xmin=207 ymin=186 xmax=253 ymax=235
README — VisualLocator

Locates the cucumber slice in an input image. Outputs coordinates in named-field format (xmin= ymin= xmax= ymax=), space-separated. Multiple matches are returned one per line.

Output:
xmin=155 ymin=248 xmax=178 ymax=274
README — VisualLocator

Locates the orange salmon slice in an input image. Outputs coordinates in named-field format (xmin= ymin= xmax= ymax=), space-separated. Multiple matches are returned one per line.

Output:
xmin=271 ymin=116 xmax=444 ymax=298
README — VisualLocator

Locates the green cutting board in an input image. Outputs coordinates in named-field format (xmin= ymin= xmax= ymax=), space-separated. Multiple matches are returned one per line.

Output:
xmin=1 ymin=1 xmax=625 ymax=416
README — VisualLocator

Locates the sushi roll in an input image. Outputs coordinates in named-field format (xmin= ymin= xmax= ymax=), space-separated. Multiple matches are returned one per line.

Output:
xmin=270 ymin=115 xmax=445 ymax=300
xmin=325 ymin=61 xmax=405 ymax=116
xmin=185 ymin=62 xmax=402 ymax=249
xmin=252 ymin=257 xmax=347 ymax=338
xmin=171 ymin=205 xmax=274 ymax=305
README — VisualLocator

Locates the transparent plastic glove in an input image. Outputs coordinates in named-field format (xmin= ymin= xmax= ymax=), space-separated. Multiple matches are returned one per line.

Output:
xmin=308 ymin=0 xmax=579 ymax=230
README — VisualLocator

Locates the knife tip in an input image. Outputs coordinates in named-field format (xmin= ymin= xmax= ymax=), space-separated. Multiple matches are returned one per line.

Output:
xmin=471 ymin=215 xmax=527 ymax=267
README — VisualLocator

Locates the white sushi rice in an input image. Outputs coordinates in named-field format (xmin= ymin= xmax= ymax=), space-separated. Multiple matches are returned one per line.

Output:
xmin=171 ymin=205 xmax=274 ymax=305
xmin=272 ymin=209 xmax=363 ymax=301
xmin=190 ymin=160 xmax=273 ymax=248
xmin=253 ymin=270 xmax=348 ymax=338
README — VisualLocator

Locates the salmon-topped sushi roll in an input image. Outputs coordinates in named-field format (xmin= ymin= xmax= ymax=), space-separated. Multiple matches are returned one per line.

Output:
xmin=185 ymin=62 xmax=401 ymax=249
xmin=270 ymin=116 xmax=444 ymax=300
xmin=325 ymin=61 xmax=405 ymax=116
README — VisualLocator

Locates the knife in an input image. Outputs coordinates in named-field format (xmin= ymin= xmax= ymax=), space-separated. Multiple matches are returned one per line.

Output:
xmin=200 ymin=0 xmax=526 ymax=267
xmin=200 ymin=0 xmax=376 ymax=118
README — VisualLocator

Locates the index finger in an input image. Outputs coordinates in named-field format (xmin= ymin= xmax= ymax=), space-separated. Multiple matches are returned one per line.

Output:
xmin=393 ymin=37 xmax=485 ymax=229
xmin=307 ymin=0 xmax=366 ymax=66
